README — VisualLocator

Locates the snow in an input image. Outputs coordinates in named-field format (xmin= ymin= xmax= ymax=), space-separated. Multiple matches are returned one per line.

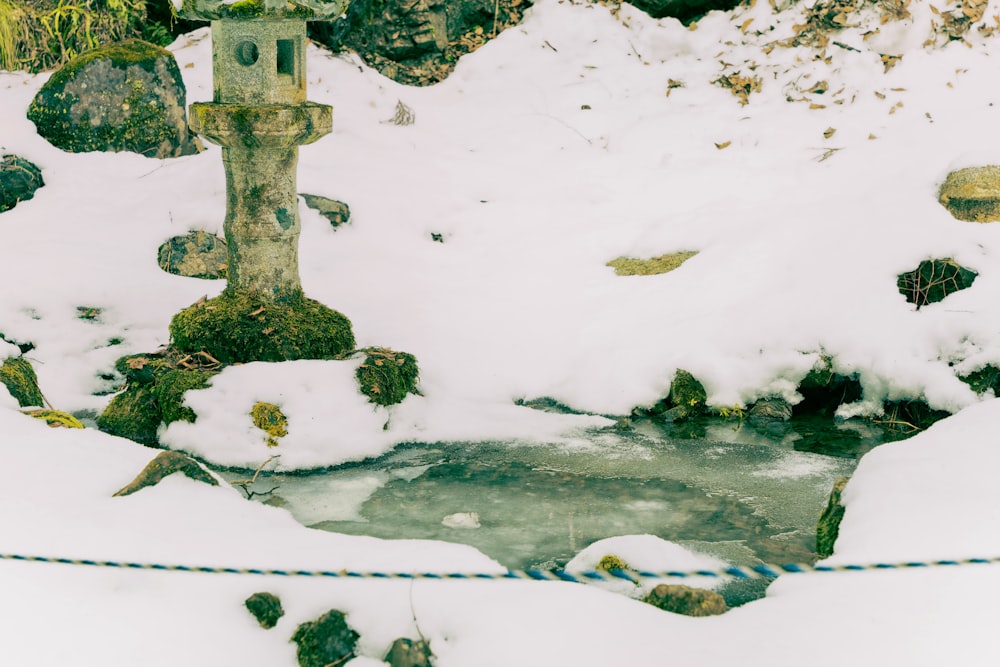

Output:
xmin=3 ymin=0 xmax=1000 ymax=663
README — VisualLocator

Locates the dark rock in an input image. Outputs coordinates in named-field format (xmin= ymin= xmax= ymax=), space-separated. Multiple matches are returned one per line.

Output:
xmin=816 ymin=476 xmax=849 ymax=558
xmin=642 ymin=583 xmax=728 ymax=616
xmin=27 ymin=39 xmax=201 ymax=159
xmin=897 ymin=258 xmax=977 ymax=309
xmin=747 ymin=397 xmax=793 ymax=424
xmin=0 ymin=155 xmax=44 ymax=213
xmin=158 ymin=231 xmax=228 ymax=279
xmin=245 ymin=592 xmax=284 ymax=629
xmin=629 ymin=0 xmax=741 ymax=23
xmin=113 ymin=450 xmax=218 ymax=497
xmin=291 ymin=609 xmax=359 ymax=667
xmin=385 ymin=638 xmax=433 ymax=667
xmin=0 ymin=356 xmax=45 ymax=407
xmin=796 ymin=358 xmax=862 ymax=417
xmin=301 ymin=194 xmax=351 ymax=228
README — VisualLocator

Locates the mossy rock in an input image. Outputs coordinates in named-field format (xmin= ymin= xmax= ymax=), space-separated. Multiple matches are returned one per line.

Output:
xmin=385 ymin=638 xmax=433 ymax=667
xmin=291 ymin=609 xmax=359 ymax=667
xmin=356 ymin=347 xmax=419 ymax=406
xmin=113 ymin=450 xmax=218 ymax=496
xmin=170 ymin=292 xmax=355 ymax=365
xmin=97 ymin=384 xmax=161 ymax=444
xmin=795 ymin=357 xmax=862 ymax=416
xmin=26 ymin=39 xmax=200 ymax=158
xmin=670 ymin=369 xmax=707 ymax=411
xmin=606 ymin=251 xmax=698 ymax=276
xmin=897 ymin=258 xmax=977 ymax=309
xmin=157 ymin=231 xmax=228 ymax=280
xmin=301 ymin=194 xmax=351 ymax=229
xmin=154 ymin=369 xmax=213 ymax=424
xmin=251 ymin=402 xmax=288 ymax=447
xmin=816 ymin=476 xmax=849 ymax=558
xmin=596 ymin=554 xmax=631 ymax=572
xmin=0 ymin=155 xmax=44 ymax=213
xmin=642 ymin=583 xmax=728 ymax=616
xmin=24 ymin=409 xmax=84 ymax=428
xmin=245 ymin=592 xmax=284 ymax=629
xmin=939 ymin=166 xmax=1000 ymax=222
xmin=0 ymin=356 xmax=45 ymax=408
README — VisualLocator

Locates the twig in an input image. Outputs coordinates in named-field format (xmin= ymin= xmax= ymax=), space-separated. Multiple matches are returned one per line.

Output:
xmin=873 ymin=418 xmax=922 ymax=432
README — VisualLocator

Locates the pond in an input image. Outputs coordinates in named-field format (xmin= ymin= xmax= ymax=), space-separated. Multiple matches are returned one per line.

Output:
xmin=223 ymin=415 xmax=900 ymax=604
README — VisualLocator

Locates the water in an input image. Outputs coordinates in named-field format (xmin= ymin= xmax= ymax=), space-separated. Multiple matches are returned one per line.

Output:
xmin=226 ymin=416 xmax=889 ymax=592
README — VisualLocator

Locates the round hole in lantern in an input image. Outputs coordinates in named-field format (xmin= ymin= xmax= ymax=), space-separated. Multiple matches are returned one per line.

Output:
xmin=234 ymin=41 xmax=259 ymax=66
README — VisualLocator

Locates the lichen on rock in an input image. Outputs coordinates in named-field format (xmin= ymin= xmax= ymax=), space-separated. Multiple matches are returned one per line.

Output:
xmin=170 ymin=291 xmax=355 ymax=365
xmin=939 ymin=165 xmax=1000 ymax=222
xmin=0 ymin=356 xmax=45 ymax=408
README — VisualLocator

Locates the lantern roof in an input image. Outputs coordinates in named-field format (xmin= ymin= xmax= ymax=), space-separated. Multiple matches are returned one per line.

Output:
xmin=176 ymin=0 xmax=348 ymax=21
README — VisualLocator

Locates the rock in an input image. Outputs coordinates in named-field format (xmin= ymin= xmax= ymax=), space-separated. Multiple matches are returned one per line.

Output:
xmin=897 ymin=258 xmax=977 ymax=309
xmin=939 ymin=165 xmax=1000 ymax=222
xmin=113 ymin=450 xmax=218 ymax=496
xmin=244 ymin=592 xmax=284 ymax=629
xmin=816 ymin=476 xmax=849 ymax=558
xmin=355 ymin=347 xmax=420 ymax=406
xmin=629 ymin=0 xmax=741 ymax=23
xmin=747 ymin=397 xmax=793 ymax=423
xmin=442 ymin=511 xmax=480 ymax=528
xmin=0 ymin=155 xmax=44 ymax=213
xmin=291 ymin=609 xmax=359 ymax=667
xmin=641 ymin=583 xmax=729 ymax=616
xmin=670 ymin=369 xmax=706 ymax=408
xmin=27 ymin=39 xmax=201 ymax=159
xmin=385 ymin=638 xmax=433 ymax=667
xmin=301 ymin=194 xmax=351 ymax=228
xmin=0 ymin=356 xmax=45 ymax=408
xmin=157 ymin=231 xmax=227 ymax=279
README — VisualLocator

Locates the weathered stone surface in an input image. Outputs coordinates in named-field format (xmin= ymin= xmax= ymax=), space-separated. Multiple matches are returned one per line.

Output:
xmin=939 ymin=165 xmax=1000 ymax=222
xmin=0 ymin=155 xmax=44 ymax=213
xmin=27 ymin=40 xmax=200 ymax=159
xmin=301 ymin=194 xmax=351 ymax=228
xmin=747 ymin=397 xmax=793 ymax=423
xmin=0 ymin=356 xmax=45 ymax=407
xmin=385 ymin=638 xmax=433 ymax=667
xmin=817 ymin=475 xmax=849 ymax=558
xmin=157 ymin=231 xmax=228 ymax=279
xmin=245 ymin=592 xmax=284 ymax=629
xmin=113 ymin=450 xmax=218 ymax=496
xmin=291 ymin=609 xmax=359 ymax=667
xmin=642 ymin=583 xmax=729 ymax=616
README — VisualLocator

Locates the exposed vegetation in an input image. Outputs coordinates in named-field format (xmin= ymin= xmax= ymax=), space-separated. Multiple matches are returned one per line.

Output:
xmin=355 ymin=347 xmax=420 ymax=406
xmin=606 ymin=251 xmax=698 ymax=276
xmin=24 ymin=408 xmax=84 ymax=428
xmin=250 ymin=402 xmax=288 ymax=448
xmin=0 ymin=356 xmax=45 ymax=407
xmin=816 ymin=475 xmax=849 ymax=557
xmin=897 ymin=258 xmax=977 ymax=309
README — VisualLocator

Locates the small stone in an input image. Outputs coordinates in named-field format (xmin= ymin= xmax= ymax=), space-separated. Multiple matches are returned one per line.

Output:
xmin=0 ymin=155 xmax=44 ymax=213
xmin=669 ymin=369 xmax=707 ymax=409
xmin=157 ymin=231 xmax=228 ymax=279
xmin=442 ymin=511 xmax=480 ymax=528
xmin=301 ymin=193 xmax=351 ymax=228
xmin=113 ymin=450 xmax=218 ymax=497
xmin=385 ymin=638 xmax=433 ymax=667
xmin=747 ymin=397 xmax=793 ymax=423
xmin=244 ymin=592 xmax=284 ymax=629
xmin=939 ymin=165 xmax=1000 ymax=222
xmin=642 ymin=583 xmax=728 ymax=617
xmin=291 ymin=609 xmax=359 ymax=667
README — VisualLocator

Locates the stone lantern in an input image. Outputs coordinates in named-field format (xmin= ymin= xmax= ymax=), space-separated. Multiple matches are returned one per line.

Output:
xmin=168 ymin=0 xmax=356 ymax=364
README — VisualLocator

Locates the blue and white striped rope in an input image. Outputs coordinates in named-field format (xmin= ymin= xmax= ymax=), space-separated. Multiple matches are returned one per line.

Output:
xmin=2 ymin=552 xmax=999 ymax=581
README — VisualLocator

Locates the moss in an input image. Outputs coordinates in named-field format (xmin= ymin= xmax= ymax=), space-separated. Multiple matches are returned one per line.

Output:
xmin=251 ymin=402 xmax=288 ymax=447
xmin=291 ymin=610 xmax=359 ymax=667
xmin=816 ymin=476 xmax=849 ymax=558
xmin=606 ymin=251 xmax=698 ymax=276
xmin=24 ymin=409 xmax=84 ymax=428
xmin=897 ymin=259 xmax=977 ymax=309
xmin=224 ymin=0 xmax=266 ymax=18
xmin=596 ymin=554 xmax=630 ymax=572
xmin=154 ymin=369 xmax=212 ymax=425
xmin=170 ymin=291 xmax=355 ymax=365
xmin=355 ymin=347 xmax=419 ymax=406
xmin=670 ymin=369 xmax=707 ymax=409
xmin=0 ymin=356 xmax=44 ymax=407
xmin=245 ymin=592 xmax=284 ymax=629
xmin=97 ymin=383 xmax=161 ymax=444
xmin=642 ymin=584 xmax=728 ymax=617
xmin=960 ymin=364 xmax=1000 ymax=395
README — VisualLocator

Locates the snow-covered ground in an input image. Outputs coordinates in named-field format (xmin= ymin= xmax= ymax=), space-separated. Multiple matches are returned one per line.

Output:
xmin=3 ymin=0 xmax=1000 ymax=663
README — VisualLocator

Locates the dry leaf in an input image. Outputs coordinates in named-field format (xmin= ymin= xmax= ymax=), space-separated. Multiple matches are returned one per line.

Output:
xmin=715 ymin=140 xmax=732 ymax=149
xmin=741 ymin=18 xmax=754 ymax=33
xmin=823 ymin=127 xmax=837 ymax=138
xmin=874 ymin=91 xmax=887 ymax=99
xmin=810 ymin=103 xmax=827 ymax=109
xmin=868 ymin=133 xmax=877 ymax=139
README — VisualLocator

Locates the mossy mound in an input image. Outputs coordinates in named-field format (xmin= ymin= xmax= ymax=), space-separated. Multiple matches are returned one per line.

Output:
xmin=24 ymin=409 xmax=84 ymax=428
xmin=606 ymin=251 xmax=698 ymax=276
xmin=98 ymin=351 xmax=216 ymax=444
xmin=938 ymin=165 xmax=1000 ymax=222
xmin=596 ymin=554 xmax=631 ymax=572
xmin=245 ymin=592 xmax=284 ymax=630
xmin=291 ymin=609 xmax=359 ymax=667
xmin=897 ymin=258 xmax=977 ymax=309
xmin=355 ymin=347 xmax=419 ymax=406
xmin=0 ymin=155 xmax=44 ymax=213
xmin=0 ymin=356 xmax=45 ymax=407
xmin=642 ymin=583 xmax=729 ymax=617
xmin=251 ymin=402 xmax=288 ymax=447
xmin=170 ymin=292 xmax=355 ymax=365
xmin=816 ymin=476 xmax=849 ymax=558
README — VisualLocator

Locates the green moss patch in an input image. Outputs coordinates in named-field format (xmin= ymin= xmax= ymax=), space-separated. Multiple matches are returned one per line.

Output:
xmin=24 ymin=409 xmax=83 ymax=428
xmin=816 ymin=476 xmax=848 ymax=558
xmin=606 ymin=251 xmax=698 ymax=276
xmin=355 ymin=347 xmax=419 ymax=406
xmin=0 ymin=356 xmax=44 ymax=407
xmin=897 ymin=258 xmax=977 ymax=309
xmin=251 ymin=402 xmax=288 ymax=447
xmin=97 ymin=383 xmax=161 ymax=444
xmin=170 ymin=292 xmax=355 ymax=365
